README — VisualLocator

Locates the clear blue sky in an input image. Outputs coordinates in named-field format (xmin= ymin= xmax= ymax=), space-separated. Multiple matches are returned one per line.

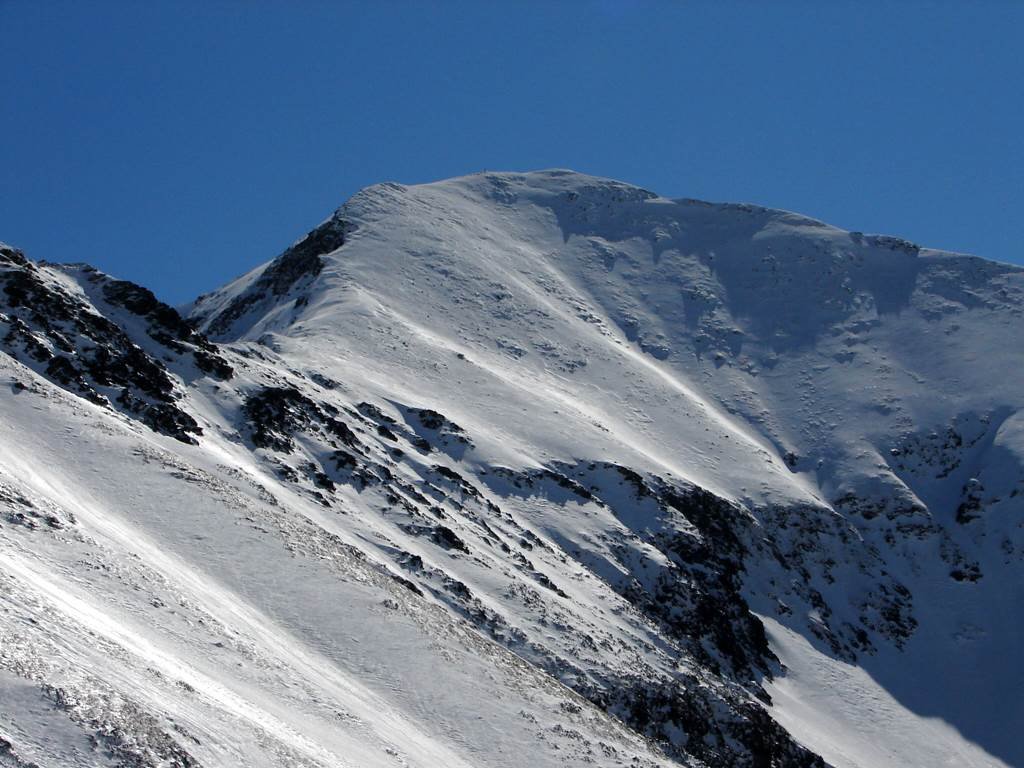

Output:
xmin=2 ymin=1 xmax=1022 ymax=304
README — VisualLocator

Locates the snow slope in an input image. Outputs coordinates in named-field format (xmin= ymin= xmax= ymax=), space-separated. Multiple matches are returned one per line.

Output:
xmin=2 ymin=170 xmax=1022 ymax=767
xmin=0 ymin=317 xmax=670 ymax=768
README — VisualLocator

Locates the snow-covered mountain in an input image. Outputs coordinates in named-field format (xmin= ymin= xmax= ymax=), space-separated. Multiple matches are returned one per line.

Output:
xmin=1 ymin=170 xmax=1021 ymax=768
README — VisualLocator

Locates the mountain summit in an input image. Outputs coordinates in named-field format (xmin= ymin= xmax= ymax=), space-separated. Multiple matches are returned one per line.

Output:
xmin=1 ymin=171 xmax=1021 ymax=768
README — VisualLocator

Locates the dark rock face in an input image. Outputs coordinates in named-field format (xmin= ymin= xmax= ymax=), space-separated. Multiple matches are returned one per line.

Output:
xmin=0 ymin=247 xmax=221 ymax=443
xmin=0 ymin=244 xmax=30 ymax=268
xmin=478 ymin=462 xmax=833 ymax=766
xmin=200 ymin=216 xmax=350 ymax=339
xmin=652 ymin=484 xmax=774 ymax=680
xmin=241 ymin=386 xmax=358 ymax=452
xmin=853 ymin=232 xmax=921 ymax=256
xmin=413 ymin=408 xmax=448 ymax=430
xmin=101 ymin=278 xmax=233 ymax=379
xmin=405 ymin=406 xmax=472 ymax=456
xmin=603 ymin=677 xmax=825 ymax=768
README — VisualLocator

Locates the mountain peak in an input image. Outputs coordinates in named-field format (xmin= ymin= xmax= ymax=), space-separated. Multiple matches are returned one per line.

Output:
xmin=4 ymin=172 xmax=1020 ymax=768
xmin=189 ymin=169 xmax=1016 ymax=352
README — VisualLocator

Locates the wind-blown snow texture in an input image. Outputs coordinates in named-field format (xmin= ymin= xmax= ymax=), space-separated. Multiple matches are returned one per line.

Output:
xmin=1 ymin=171 xmax=1021 ymax=768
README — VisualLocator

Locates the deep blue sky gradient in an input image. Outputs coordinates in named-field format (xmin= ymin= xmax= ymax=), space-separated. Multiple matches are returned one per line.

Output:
xmin=2 ymin=1 xmax=1022 ymax=303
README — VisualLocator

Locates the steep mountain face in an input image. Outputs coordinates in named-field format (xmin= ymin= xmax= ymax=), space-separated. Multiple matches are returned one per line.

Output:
xmin=1 ymin=171 xmax=1021 ymax=768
